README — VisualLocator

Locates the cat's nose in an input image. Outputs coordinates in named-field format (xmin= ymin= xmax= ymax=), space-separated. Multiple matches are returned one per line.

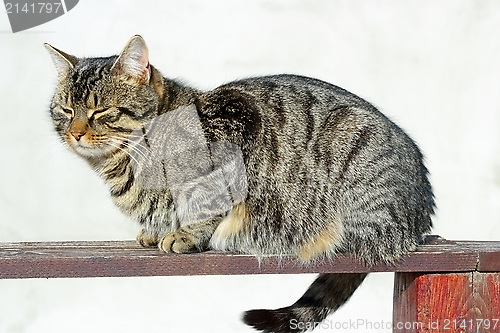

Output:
xmin=70 ymin=120 xmax=88 ymax=141
xmin=71 ymin=130 xmax=86 ymax=141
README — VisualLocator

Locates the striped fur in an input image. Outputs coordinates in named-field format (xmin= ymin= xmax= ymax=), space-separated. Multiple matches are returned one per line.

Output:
xmin=46 ymin=36 xmax=434 ymax=332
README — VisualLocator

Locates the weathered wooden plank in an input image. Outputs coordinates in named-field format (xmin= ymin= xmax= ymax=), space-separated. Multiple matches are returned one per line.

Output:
xmin=1 ymin=236 xmax=496 ymax=279
xmin=460 ymin=241 xmax=500 ymax=272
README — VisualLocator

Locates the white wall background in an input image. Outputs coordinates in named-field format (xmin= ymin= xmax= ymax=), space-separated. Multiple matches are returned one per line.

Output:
xmin=1 ymin=1 xmax=499 ymax=332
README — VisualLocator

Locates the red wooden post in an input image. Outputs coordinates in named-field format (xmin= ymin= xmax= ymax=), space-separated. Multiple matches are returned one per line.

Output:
xmin=393 ymin=272 xmax=500 ymax=333
xmin=473 ymin=273 xmax=500 ymax=330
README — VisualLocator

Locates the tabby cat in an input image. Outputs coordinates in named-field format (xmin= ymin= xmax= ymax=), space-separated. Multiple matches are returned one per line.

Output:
xmin=45 ymin=35 xmax=434 ymax=333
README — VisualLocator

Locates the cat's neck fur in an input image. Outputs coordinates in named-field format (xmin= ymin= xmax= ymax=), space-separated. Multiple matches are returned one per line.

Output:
xmin=151 ymin=65 xmax=201 ymax=114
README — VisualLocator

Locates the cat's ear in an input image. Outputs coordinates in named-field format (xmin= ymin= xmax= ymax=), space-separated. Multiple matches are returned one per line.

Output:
xmin=111 ymin=35 xmax=151 ymax=85
xmin=44 ymin=43 xmax=78 ymax=78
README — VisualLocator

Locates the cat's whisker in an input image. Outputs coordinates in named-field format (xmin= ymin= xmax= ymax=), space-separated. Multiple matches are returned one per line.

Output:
xmin=114 ymin=133 xmax=162 ymax=145
xmin=108 ymin=136 xmax=151 ymax=161
xmin=108 ymin=138 xmax=155 ymax=170
xmin=38 ymin=138 xmax=68 ymax=159
xmin=105 ymin=140 xmax=140 ymax=166
xmin=110 ymin=135 xmax=154 ymax=153
xmin=121 ymin=142 xmax=150 ymax=162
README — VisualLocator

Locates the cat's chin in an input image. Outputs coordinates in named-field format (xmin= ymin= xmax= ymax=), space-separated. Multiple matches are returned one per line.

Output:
xmin=71 ymin=143 xmax=116 ymax=159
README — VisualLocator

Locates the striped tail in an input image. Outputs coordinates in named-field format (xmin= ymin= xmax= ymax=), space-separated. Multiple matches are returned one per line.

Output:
xmin=243 ymin=273 xmax=367 ymax=333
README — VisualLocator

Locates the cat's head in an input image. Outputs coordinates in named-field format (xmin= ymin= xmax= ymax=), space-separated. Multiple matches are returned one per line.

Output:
xmin=45 ymin=35 xmax=164 ymax=160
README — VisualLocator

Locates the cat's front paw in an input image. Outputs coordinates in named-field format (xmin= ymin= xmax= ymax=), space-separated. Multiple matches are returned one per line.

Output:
xmin=136 ymin=229 xmax=158 ymax=247
xmin=158 ymin=232 xmax=200 ymax=253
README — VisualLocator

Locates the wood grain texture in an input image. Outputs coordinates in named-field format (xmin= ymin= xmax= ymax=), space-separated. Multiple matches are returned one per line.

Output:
xmin=0 ymin=236 xmax=498 ymax=279
xmin=472 ymin=273 xmax=500 ymax=333
xmin=393 ymin=272 xmax=500 ymax=333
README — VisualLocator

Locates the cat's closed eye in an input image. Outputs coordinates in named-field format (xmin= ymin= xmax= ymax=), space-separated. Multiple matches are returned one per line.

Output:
xmin=88 ymin=108 xmax=110 ymax=120
xmin=59 ymin=107 xmax=74 ymax=118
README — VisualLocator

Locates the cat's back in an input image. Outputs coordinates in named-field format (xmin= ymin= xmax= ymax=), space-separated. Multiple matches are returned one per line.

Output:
xmin=196 ymin=74 xmax=413 ymax=154
xmin=212 ymin=74 xmax=375 ymax=117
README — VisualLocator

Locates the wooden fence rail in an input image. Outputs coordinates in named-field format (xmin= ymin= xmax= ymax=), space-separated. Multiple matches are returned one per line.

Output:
xmin=1 ymin=235 xmax=499 ymax=332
